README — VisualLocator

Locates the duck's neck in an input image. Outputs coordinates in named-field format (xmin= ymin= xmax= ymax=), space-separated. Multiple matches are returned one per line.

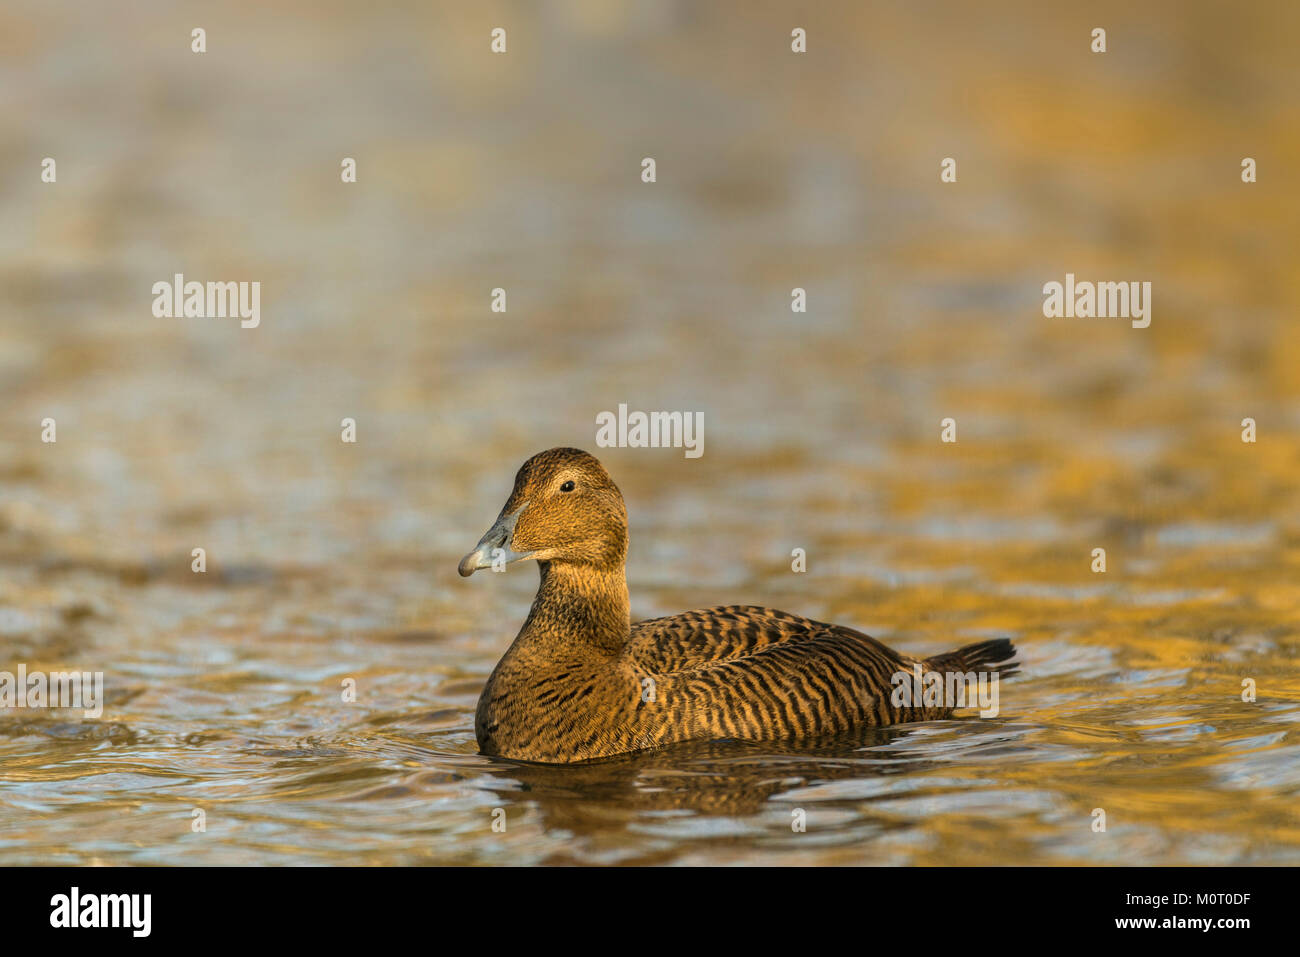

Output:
xmin=517 ymin=560 xmax=630 ymax=655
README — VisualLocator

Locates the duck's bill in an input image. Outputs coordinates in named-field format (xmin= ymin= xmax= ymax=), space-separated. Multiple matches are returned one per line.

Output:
xmin=458 ymin=504 xmax=533 ymax=577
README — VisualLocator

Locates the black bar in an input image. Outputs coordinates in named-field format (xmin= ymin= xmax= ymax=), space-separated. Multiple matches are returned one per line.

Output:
xmin=1 ymin=865 xmax=1284 ymax=943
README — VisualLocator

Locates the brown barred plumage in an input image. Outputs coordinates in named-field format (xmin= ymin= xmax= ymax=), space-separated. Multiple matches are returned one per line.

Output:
xmin=460 ymin=448 xmax=1019 ymax=763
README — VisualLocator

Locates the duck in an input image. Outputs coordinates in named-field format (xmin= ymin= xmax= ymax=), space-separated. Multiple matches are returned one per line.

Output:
xmin=458 ymin=448 xmax=1019 ymax=763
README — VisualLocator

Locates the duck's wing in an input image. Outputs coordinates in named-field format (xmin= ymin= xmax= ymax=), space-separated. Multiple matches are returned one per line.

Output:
xmin=626 ymin=604 xmax=911 ymax=675
xmin=623 ymin=606 xmax=1017 ymax=742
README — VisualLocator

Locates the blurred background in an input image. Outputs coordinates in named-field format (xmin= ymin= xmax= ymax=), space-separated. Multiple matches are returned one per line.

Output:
xmin=1 ymin=0 xmax=1298 ymax=864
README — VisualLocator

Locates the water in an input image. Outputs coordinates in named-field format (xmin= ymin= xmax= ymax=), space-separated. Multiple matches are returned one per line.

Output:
xmin=1 ymin=0 xmax=1298 ymax=865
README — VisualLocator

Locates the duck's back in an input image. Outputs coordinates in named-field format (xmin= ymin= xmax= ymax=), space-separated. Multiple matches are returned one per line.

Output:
xmin=625 ymin=605 xmax=1016 ymax=743
xmin=627 ymin=604 xmax=900 ymax=670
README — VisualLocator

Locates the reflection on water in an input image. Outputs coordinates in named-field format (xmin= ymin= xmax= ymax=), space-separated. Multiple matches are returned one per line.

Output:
xmin=2 ymin=0 xmax=1299 ymax=864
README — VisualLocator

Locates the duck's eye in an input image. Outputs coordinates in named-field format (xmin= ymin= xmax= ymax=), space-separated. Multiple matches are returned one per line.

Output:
xmin=559 ymin=480 xmax=576 ymax=493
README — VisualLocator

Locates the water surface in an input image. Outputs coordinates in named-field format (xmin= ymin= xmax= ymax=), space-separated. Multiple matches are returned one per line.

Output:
xmin=1 ymin=0 xmax=1298 ymax=865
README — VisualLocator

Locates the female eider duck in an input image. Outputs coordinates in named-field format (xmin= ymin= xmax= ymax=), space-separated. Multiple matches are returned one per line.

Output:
xmin=459 ymin=448 xmax=1018 ymax=763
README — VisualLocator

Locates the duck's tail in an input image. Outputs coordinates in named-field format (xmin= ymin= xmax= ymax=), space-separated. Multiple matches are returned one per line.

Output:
xmin=923 ymin=638 xmax=1019 ymax=681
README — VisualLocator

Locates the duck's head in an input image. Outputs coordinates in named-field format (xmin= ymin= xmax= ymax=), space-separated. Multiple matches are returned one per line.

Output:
xmin=458 ymin=448 xmax=628 ymax=577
